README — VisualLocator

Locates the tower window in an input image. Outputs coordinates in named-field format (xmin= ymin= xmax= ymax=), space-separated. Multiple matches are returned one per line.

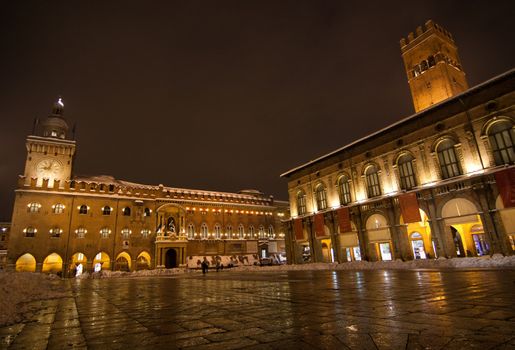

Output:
xmin=437 ymin=139 xmax=462 ymax=179
xmin=397 ymin=154 xmax=417 ymax=190
xmin=365 ymin=165 xmax=382 ymax=198
xmin=488 ymin=121 xmax=515 ymax=165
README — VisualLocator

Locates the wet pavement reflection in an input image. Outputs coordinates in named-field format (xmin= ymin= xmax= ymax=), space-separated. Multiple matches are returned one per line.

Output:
xmin=2 ymin=269 xmax=515 ymax=349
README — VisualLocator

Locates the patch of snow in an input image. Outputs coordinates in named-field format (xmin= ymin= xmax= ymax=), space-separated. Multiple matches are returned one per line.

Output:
xmin=0 ymin=272 xmax=66 ymax=326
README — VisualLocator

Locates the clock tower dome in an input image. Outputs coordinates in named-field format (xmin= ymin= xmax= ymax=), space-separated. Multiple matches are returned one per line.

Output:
xmin=23 ymin=98 xmax=76 ymax=188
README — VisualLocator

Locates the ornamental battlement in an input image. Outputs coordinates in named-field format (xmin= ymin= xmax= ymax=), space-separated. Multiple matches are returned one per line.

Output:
xmin=17 ymin=175 xmax=274 ymax=207
xmin=400 ymin=20 xmax=454 ymax=50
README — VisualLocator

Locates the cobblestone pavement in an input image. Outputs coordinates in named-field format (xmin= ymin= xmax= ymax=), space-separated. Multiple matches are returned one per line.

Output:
xmin=1 ymin=269 xmax=515 ymax=349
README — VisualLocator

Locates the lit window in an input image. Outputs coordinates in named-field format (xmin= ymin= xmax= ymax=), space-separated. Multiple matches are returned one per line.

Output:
xmin=76 ymin=227 xmax=87 ymax=238
xmin=187 ymin=224 xmax=195 ymax=239
xmin=102 ymin=206 xmax=112 ymax=215
xmin=397 ymin=154 xmax=417 ymax=190
xmin=214 ymin=224 xmax=221 ymax=239
xmin=488 ymin=121 xmax=514 ymax=165
xmin=365 ymin=165 xmax=381 ymax=198
xmin=141 ymin=229 xmax=151 ymax=238
xmin=52 ymin=203 xmax=65 ymax=214
xmin=315 ymin=184 xmax=328 ymax=211
xmin=226 ymin=225 xmax=232 ymax=239
xmin=297 ymin=190 xmax=307 ymax=215
xmin=248 ymin=226 xmax=255 ymax=239
xmin=100 ymin=227 xmax=110 ymax=238
xmin=437 ymin=139 xmax=462 ymax=179
xmin=201 ymin=223 xmax=208 ymax=239
xmin=144 ymin=208 xmax=151 ymax=217
xmin=337 ymin=175 xmax=352 ymax=205
xmin=121 ymin=228 xmax=131 ymax=239
xmin=24 ymin=227 xmax=37 ymax=237
xmin=258 ymin=225 xmax=265 ymax=239
xmin=268 ymin=225 xmax=274 ymax=238
xmin=79 ymin=205 xmax=88 ymax=215
xmin=49 ymin=227 xmax=62 ymax=238
xmin=238 ymin=224 xmax=244 ymax=239
xmin=123 ymin=207 xmax=131 ymax=216
xmin=27 ymin=202 xmax=41 ymax=213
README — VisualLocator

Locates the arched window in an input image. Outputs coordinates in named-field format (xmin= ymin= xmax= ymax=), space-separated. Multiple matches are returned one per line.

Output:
xmin=49 ymin=227 xmax=62 ymax=238
xmin=121 ymin=228 xmax=131 ymax=239
xmin=249 ymin=226 xmax=255 ymax=238
xmin=296 ymin=190 xmax=307 ymax=215
xmin=437 ymin=139 xmax=462 ymax=179
xmin=144 ymin=208 xmax=152 ymax=217
xmin=337 ymin=175 xmax=351 ymax=205
xmin=238 ymin=224 xmax=244 ymax=239
xmin=24 ymin=227 xmax=37 ymax=238
xmin=100 ymin=227 xmax=110 ymax=238
xmin=52 ymin=203 xmax=65 ymax=214
xmin=27 ymin=202 xmax=41 ymax=213
xmin=200 ymin=223 xmax=208 ymax=239
xmin=258 ymin=225 xmax=265 ymax=238
xmin=226 ymin=225 xmax=232 ymax=239
xmin=397 ymin=154 xmax=417 ymax=190
xmin=213 ymin=224 xmax=221 ymax=239
xmin=268 ymin=225 xmax=274 ymax=238
xmin=79 ymin=205 xmax=88 ymax=215
xmin=141 ymin=229 xmax=151 ymax=238
xmin=75 ymin=227 xmax=87 ymax=238
xmin=488 ymin=120 xmax=514 ymax=165
xmin=123 ymin=207 xmax=131 ymax=216
xmin=102 ymin=206 xmax=111 ymax=215
xmin=315 ymin=184 xmax=328 ymax=211
xmin=187 ymin=224 xmax=195 ymax=239
xmin=365 ymin=165 xmax=381 ymax=198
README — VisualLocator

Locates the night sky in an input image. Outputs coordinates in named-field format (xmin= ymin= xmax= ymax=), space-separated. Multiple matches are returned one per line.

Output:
xmin=1 ymin=1 xmax=514 ymax=221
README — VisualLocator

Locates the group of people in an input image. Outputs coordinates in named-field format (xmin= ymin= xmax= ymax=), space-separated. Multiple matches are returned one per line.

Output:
xmin=200 ymin=259 xmax=224 ymax=274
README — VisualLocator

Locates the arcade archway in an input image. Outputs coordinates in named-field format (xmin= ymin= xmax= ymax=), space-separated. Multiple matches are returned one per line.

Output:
xmin=42 ymin=253 xmax=63 ymax=273
xmin=115 ymin=252 xmax=131 ymax=271
xmin=16 ymin=253 xmax=36 ymax=272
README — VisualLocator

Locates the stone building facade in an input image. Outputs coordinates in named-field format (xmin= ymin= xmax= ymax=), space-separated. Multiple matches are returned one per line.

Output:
xmin=8 ymin=100 xmax=289 ymax=275
xmin=281 ymin=21 xmax=515 ymax=264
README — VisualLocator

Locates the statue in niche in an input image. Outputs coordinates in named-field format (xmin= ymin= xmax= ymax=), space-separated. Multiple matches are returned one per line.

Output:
xmin=167 ymin=217 xmax=176 ymax=233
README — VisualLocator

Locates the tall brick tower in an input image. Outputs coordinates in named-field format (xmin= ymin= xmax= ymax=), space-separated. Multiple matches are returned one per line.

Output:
xmin=400 ymin=20 xmax=469 ymax=113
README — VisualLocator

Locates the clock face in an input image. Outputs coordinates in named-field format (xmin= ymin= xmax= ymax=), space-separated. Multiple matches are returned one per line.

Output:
xmin=35 ymin=159 xmax=62 ymax=179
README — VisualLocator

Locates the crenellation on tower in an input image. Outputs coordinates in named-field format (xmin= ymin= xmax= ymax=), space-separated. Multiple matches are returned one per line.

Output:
xmin=400 ymin=20 xmax=469 ymax=112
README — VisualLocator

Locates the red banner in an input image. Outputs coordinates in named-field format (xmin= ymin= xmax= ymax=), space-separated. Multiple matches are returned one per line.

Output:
xmin=337 ymin=207 xmax=352 ymax=233
xmin=495 ymin=168 xmax=515 ymax=208
xmin=399 ymin=193 xmax=421 ymax=223
xmin=314 ymin=213 xmax=325 ymax=237
xmin=294 ymin=219 xmax=304 ymax=240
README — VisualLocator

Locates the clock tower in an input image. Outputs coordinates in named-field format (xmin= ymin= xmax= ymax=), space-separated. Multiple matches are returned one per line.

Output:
xmin=23 ymin=98 xmax=76 ymax=188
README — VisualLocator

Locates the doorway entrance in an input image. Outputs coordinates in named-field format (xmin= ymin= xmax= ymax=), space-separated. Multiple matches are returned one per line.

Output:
xmin=165 ymin=249 xmax=177 ymax=268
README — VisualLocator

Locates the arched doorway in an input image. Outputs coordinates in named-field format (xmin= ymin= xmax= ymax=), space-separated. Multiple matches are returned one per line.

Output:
xmin=165 ymin=249 xmax=177 ymax=268
xmin=410 ymin=233 xmax=426 ymax=259
xmin=451 ymin=227 xmax=466 ymax=257
xmin=42 ymin=253 xmax=63 ymax=273
xmin=400 ymin=209 xmax=433 ymax=259
xmin=115 ymin=252 xmax=131 ymax=271
xmin=93 ymin=252 xmax=110 ymax=272
xmin=16 ymin=253 xmax=36 ymax=272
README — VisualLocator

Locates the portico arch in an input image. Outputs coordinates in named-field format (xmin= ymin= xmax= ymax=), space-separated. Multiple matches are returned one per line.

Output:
xmin=441 ymin=198 xmax=488 ymax=257
xmin=136 ymin=251 xmax=151 ymax=270
xmin=365 ymin=213 xmax=393 ymax=261
xmin=400 ymin=209 xmax=433 ymax=259
xmin=115 ymin=252 xmax=132 ymax=271
xmin=93 ymin=252 xmax=110 ymax=272
xmin=42 ymin=253 xmax=63 ymax=273
xmin=16 ymin=253 xmax=36 ymax=272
